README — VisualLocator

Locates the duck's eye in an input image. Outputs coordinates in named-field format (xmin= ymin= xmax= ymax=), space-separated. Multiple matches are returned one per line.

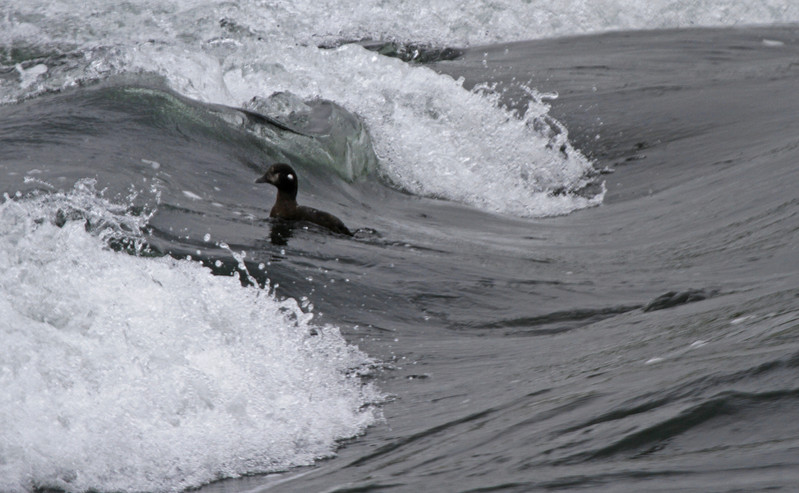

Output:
xmin=287 ymin=174 xmax=294 ymax=180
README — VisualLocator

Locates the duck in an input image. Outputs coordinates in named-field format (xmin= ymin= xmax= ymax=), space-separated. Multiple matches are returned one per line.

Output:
xmin=255 ymin=163 xmax=353 ymax=236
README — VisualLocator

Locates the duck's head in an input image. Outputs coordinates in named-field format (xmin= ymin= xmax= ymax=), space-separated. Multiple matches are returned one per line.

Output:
xmin=256 ymin=163 xmax=298 ymax=198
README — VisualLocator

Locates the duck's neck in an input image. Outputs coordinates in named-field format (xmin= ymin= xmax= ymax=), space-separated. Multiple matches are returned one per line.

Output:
xmin=277 ymin=188 xmax=297 ymax=203
xmin=271 ymin=189 xmax=298 ymax=217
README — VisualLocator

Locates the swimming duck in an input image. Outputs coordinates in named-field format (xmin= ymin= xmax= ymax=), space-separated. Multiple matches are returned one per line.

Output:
xmin=255 ymin=163 xmax=352 ymax=236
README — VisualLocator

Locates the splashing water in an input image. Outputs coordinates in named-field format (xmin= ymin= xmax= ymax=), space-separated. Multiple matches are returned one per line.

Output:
xmin=0 ymin=0 xmax=611 ymax=217
xmin=0 ymin=180 xmax=382 ymax=492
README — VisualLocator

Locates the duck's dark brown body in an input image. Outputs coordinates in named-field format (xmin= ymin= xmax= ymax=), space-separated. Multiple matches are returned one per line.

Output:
xmin=256 ymin=163 xmax=352 ymax=236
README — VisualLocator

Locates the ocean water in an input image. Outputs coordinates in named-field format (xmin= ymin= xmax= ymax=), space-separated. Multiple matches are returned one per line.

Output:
xmin=1 ymin=1 xmax=799 ymax=492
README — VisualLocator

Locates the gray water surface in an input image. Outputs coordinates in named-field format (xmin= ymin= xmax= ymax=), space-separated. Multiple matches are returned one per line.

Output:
xmin=3 ymin=25 xmax=799 ymax=493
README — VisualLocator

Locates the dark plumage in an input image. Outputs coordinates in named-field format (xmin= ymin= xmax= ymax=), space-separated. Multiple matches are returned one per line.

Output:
xmin=255 ymin=163 xmax=352 ymax=236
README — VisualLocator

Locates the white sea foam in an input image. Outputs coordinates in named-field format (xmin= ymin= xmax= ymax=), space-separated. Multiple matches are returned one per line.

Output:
xmin=3 ymin=0 xmax=795 ymax=48
xmin=0 ymin=181 xmax=381 ymax=492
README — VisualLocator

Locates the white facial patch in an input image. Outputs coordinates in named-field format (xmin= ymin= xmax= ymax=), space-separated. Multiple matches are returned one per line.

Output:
xmin=287 ymin=174 xmax=294 ymax=181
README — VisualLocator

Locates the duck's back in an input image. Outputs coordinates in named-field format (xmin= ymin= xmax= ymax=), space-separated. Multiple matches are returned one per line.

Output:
xmin=296 ymin=205 xmax=352 ymax=236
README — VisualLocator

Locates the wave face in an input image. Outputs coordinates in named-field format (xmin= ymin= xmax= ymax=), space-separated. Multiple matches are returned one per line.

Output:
xmin=4 ymin=1 xmax=795 ymax=216
xmin=2 ymin=0 xmax=594 ymax=218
